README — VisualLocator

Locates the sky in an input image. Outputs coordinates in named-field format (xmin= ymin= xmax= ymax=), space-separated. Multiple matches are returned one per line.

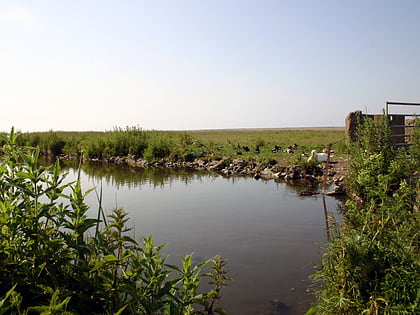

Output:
xmin=1 ymin=0 xmax=419 ymax=132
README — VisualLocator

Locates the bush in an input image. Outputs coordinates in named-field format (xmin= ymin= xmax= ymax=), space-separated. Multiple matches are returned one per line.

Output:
xmin=15 ymin=132 xmax=42 ymax=147
xmin=82 ymin=136 xmax=107 ymax=159
xmin=346 ymin=116 xmax=397 ymax=199
xmin=62 ymin=137 xmax=83 ymax=156
xmin=143 ymin=135 xmax=173 ymax=162
xmin=45 ymin=131 xmax=66 ymax=155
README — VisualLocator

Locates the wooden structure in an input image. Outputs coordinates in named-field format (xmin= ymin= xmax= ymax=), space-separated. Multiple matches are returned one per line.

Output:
xmin=386 ymin=102 xmax=419 ymax=148
xmin=346 ymin=102 xmax=419 ymax=148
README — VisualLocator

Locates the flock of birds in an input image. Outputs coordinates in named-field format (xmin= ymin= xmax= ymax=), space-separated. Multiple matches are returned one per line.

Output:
xmin=236 ymin=143 xmax=332 ymax=162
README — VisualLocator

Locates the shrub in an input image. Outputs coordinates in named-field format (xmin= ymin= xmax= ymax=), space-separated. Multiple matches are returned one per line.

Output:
xmin=45 ymin=131 xmax=66 ymax=155
xmin=15 ymin=132 xmax=42 ymax=147
xmin=143 ymin=135 xmax=173 ymax=162
xmin=346 ymin=115 xmax=397 ymax=199
xmin=62 ymin=137 xmax=83 ymax=156
xmin=82 ymin=136 xmax=107 ymax=159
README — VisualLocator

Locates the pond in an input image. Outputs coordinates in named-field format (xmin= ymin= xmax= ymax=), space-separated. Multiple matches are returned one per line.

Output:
xmin=57 ymin=159 xmax=343 ymax=315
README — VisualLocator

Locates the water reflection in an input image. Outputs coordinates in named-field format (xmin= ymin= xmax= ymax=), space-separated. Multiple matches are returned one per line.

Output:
xmin=58 ymin=158 xmax=214 ymax=189
xmin=58 ymin=158 xmax=343 ymax=199
xmin=47 ymin=158 xmax=343 ymax=315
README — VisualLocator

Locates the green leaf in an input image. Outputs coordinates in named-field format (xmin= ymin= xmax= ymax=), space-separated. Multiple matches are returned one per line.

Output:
xmin=0 ymin=285 xmax=17 ymax=315
xmin=91 ymin=254 xmax=119 ymax=272
xmin=304 ymin=305 xmax=320 ymax=315
xmin=121 ymin=235 xmax=138 ymax=245
xmin=113 ymin=304 xmax=128 ymax=315
xmin=213 ymin=307 xmax=227 ymax=315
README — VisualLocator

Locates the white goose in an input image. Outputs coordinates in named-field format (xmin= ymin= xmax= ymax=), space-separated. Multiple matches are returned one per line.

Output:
xmin=308 ymin=150 xmax=329 ymax=162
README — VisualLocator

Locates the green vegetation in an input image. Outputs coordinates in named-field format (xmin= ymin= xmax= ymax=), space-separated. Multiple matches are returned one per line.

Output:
xmin=7 ymin=127 xmax=346 ymax=167
xmin=308 ymin=117 xmax=420 ymax=314
xmin=0 ymin=129 xmax=231 ymax=314
xmin=4 ymin=120 xmax=418 ymax=313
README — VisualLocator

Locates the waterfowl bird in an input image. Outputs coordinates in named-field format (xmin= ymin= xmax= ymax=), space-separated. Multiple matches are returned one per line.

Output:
xmin=284 ymin=146 xmax=294 ymax=154
xmin=271 ymin=145 xmax=281 ymax=153
xmin=308 ymin=150 xmax=329 ymax=162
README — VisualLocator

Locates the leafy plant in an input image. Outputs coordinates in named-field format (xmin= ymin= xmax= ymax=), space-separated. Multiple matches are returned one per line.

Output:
xmin=308 ymin=116 xmax=420 ymax=314
xmin=0 ymin=128 xmax=231 ymax=314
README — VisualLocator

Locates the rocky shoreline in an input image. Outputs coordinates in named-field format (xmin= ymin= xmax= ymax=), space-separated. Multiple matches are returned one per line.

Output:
xmin=79 ymin=154 xmax=349 ymax=196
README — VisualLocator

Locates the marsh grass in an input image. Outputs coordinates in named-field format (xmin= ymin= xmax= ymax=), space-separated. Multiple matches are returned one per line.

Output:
xmin=0 ymin=129 xmax=231 ymax=314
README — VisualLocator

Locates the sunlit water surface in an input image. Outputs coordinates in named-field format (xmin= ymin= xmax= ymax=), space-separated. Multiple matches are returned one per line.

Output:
xmin=56 ymin=160 xmax=343 ymax=315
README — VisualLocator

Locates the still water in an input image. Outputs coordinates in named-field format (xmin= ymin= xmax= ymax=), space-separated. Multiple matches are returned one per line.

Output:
xmin=58 ymin=160 xmax=343 ymax=315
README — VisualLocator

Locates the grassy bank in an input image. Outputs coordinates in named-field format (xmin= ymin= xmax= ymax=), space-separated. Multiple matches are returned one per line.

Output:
xmin=0 ymin=129 xmax=231 ymax=314
xmin=6 ymin=127 xmax=347 ymax=166
xmin=308 ymin=117 xmax=420 ymax=314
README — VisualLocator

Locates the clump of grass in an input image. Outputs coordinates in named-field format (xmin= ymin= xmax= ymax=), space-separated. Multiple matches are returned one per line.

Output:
xmin=0 ymin=128 xmax=231 ymax=314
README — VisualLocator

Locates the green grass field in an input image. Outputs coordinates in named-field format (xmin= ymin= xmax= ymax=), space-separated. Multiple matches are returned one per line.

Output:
xmin=180 ymin=127 xmax=345 ymax=147
xmin=6 ymin=127 xmax=348 ymax=166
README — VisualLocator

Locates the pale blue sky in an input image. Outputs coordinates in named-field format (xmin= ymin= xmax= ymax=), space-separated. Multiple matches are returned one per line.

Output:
xmin=1 ymin=0 xmax=419 ymax=131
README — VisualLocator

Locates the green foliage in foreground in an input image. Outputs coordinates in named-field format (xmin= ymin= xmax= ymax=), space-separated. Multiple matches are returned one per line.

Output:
xmin=0 ymin=129 xmax=231 ymax=314
xmin=308 ymin=117 xmax=420 ymax=314
xmin=8 ymin=127 xmax=346 ymax=166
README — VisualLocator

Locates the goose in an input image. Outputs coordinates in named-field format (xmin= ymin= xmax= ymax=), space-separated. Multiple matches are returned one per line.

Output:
xmin=308 ymin=150 xmax=329 ymax=162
